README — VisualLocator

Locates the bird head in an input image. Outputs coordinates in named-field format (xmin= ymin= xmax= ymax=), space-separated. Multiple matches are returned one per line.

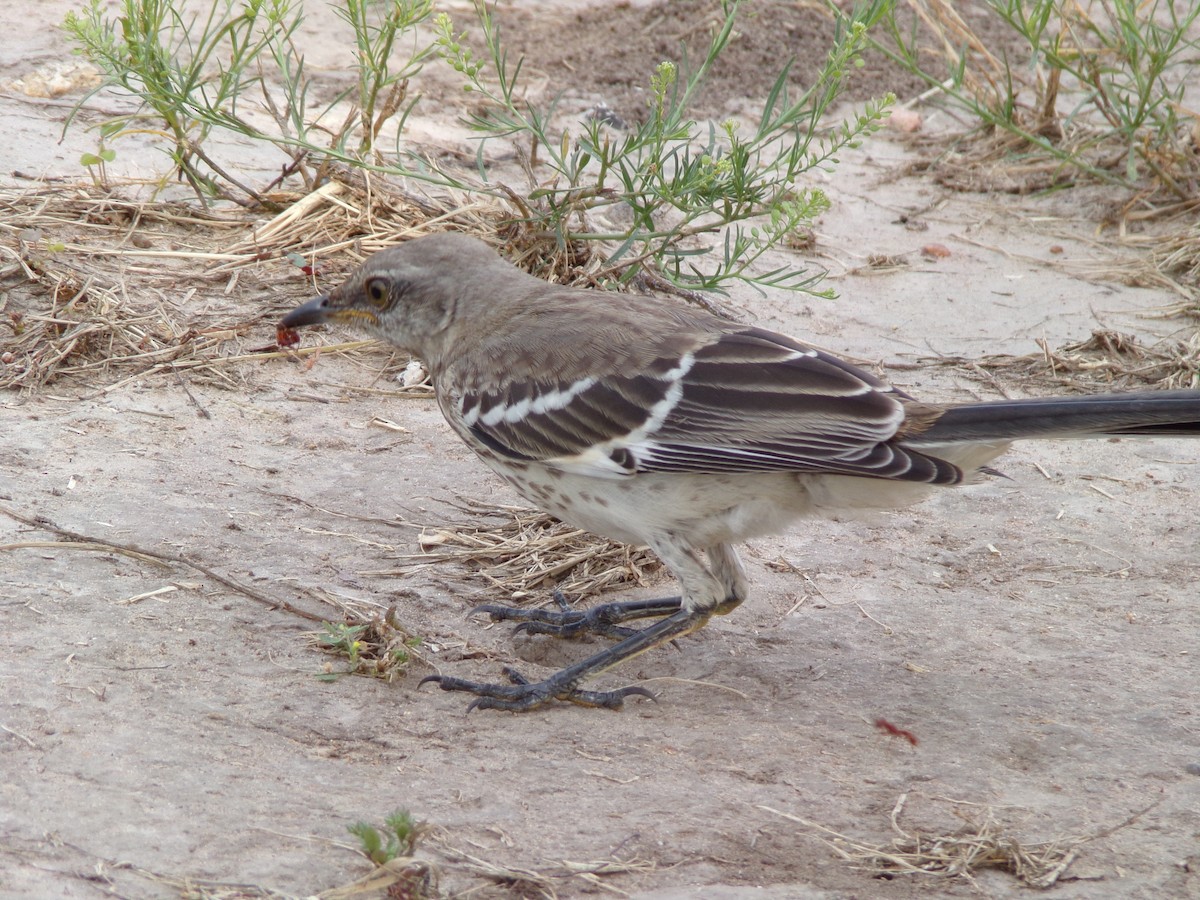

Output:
xmin=280 ymin=233 xmax=506 ymax=359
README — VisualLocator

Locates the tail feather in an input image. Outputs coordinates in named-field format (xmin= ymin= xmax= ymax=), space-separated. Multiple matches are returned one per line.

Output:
xmin=906 ymin=390 xmax=1200 ymax=445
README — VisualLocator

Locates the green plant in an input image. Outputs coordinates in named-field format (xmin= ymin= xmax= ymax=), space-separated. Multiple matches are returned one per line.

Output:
xmin=873 ymin=0 xmax=1200 ymax=200
xmin=349 ymin=809 xmax=423 ymax=864
xmin=335 ymin=0 xmax=434 ymax=160
xmin=65 ymin=0 xmax=898 ymax=293
xmin=319 ymin=621 xmax=368 ymax=668
xmin=316 ymin=616 xmax=422 ymax=681
xmin=79 ymin=123 xmax=120 ymax=188
xmin=64 ymin=0 xmax=302 ymax=202
xmin=437 ymin=0 xmax=895 ymax=293
xmin=63 ymin=0 xmax=441 ymax=203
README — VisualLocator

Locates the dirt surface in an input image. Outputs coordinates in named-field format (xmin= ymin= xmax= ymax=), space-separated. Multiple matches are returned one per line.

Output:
xmin=481 ymin=0 xmax=921 ymax=123
xmin=3 ymin=2 xmax=1200 ymax=899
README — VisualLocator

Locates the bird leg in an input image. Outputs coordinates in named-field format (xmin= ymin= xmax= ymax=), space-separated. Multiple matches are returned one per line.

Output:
xmin=472 ymin=590 xmax=683 ymax=640
xmin=420 ymin=604 xmax=713 ymax=712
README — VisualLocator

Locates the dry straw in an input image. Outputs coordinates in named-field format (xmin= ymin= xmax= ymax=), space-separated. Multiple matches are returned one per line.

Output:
xmin=0 ymin=173 xmax=600 ymax=392
xmin=762 ymin=792 xmax=1155 ymax=889
xmin=375 ymin=497 xmax=663 ymax=602
xmin=925 ymin=329 xmax=1199 ymax=392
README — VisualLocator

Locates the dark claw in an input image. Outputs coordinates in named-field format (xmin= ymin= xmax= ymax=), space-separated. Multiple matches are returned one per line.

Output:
xmin=500 ymin=665 xmax=531 ymax=685
xmin=468 ymin=602 xmax=522 ymax=619
xmin=418 ymin=669 xmax=654 ymax=712
xmin=425 ymin=597 xmax=696 ymax=713
xmin=512 ymin=619 xmax=639 ymax=640
xmin=611 ymin=685 xmax=656 ymax=703
xmin=469 ymin=596 xmax=683 ymax=641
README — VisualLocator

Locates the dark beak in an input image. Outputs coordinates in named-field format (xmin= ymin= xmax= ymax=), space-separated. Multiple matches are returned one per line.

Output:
xmin=281 ymin=295 xmax=332 ymax=328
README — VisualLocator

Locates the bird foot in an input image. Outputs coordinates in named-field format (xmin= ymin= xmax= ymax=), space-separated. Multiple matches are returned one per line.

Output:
xmin=422 ymin=604 xmax=704 ymax=713
xmin=419 ymin=666 xmax=655 ymax=712
xmin=472 ymin=591 xmax=683 ymax=641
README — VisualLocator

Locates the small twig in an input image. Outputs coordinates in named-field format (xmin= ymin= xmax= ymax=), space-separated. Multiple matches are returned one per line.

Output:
xmin=889 ymin=793 xmax=911 ymax=838
xmin=638 ymin=676 xmax=750 ymax=701
xmin=172 ymin=366 xmax=211 ymax=419
xmin=0 ymin=539 xmax=169 ymax=567
xmin=0 ymin=722 xmax=38 ymax=749
xmin=0 ymin=503 xmax=325 ymax=622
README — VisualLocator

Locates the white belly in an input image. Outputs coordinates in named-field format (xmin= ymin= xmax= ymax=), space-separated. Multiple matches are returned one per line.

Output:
xmin=479 ymin=456 xmax=860 ymax=549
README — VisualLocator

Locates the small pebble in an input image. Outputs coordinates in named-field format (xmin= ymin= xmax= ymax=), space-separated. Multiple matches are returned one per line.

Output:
xmin=1185 ymin=763 xmax=1200 ymax=776
xmin=400 ymin=359 xmax=429 ymax=387
xmin=887 ymin=108 xmax=922 ymax=133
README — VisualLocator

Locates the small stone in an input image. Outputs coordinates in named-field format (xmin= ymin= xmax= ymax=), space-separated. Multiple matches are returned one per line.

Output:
xmin=887 ymin=108 xmax=922 ymax=133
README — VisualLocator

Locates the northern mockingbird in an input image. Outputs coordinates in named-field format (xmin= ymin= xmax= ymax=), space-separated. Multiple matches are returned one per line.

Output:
xmin=282 ymin=232 xmax=1200 ymax=712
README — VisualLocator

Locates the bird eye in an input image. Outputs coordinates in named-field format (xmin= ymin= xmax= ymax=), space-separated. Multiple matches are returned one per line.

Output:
xmin=365 ymin=277 xmax=389 ymax=308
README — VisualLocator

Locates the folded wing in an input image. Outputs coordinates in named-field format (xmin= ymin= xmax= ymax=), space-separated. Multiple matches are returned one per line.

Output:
xmin=456 ymin=327 xmax=963 ymax=484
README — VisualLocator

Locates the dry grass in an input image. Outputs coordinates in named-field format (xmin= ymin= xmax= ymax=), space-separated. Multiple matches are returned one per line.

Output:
xmin=0 ymin=175 xmax=612 ymax=392
xmin=799 ymin=811 xmax=1080 ymax=888
xmin=109 ymin=840 xmax=649 ymax=900
xmin=2 ymin=834 xmax=650 ymax=900
xmin=925 ymin=328 xmax=1200 ymax=392
xmin=318 ymin=856 xmax=437 ymax=900
xmin=1139 ymin=224 xmax=1200 ymax=312
xmin=762 ymin=793 xmax=1155 ymax=890
xmin=427 ymin=831 xmax=656 ymax=900
xmin=369 ymin=501 xmax=662 ymax=607
xmin=374 ymin=497 xmax=663 ymax=603
xmin=0 ymin=280 xmax=246 ymax=392
xmin=0 ymin=187 xmax=248 ymax=389
xmin=0 ymin=192 xmax=390 ymax=394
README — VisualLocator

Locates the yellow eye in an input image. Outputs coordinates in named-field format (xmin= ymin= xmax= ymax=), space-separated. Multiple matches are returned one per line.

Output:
xmin=365 ymin=277 xmax=389 ymax=307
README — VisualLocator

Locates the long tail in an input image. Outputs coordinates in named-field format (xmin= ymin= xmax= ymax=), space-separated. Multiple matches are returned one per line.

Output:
xmin=908 ymin=390 xmax=1200 ymax=445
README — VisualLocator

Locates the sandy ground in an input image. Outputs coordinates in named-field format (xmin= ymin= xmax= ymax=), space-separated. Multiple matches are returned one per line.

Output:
xmin=2 ymin=2 xmax=1199 ymax=898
